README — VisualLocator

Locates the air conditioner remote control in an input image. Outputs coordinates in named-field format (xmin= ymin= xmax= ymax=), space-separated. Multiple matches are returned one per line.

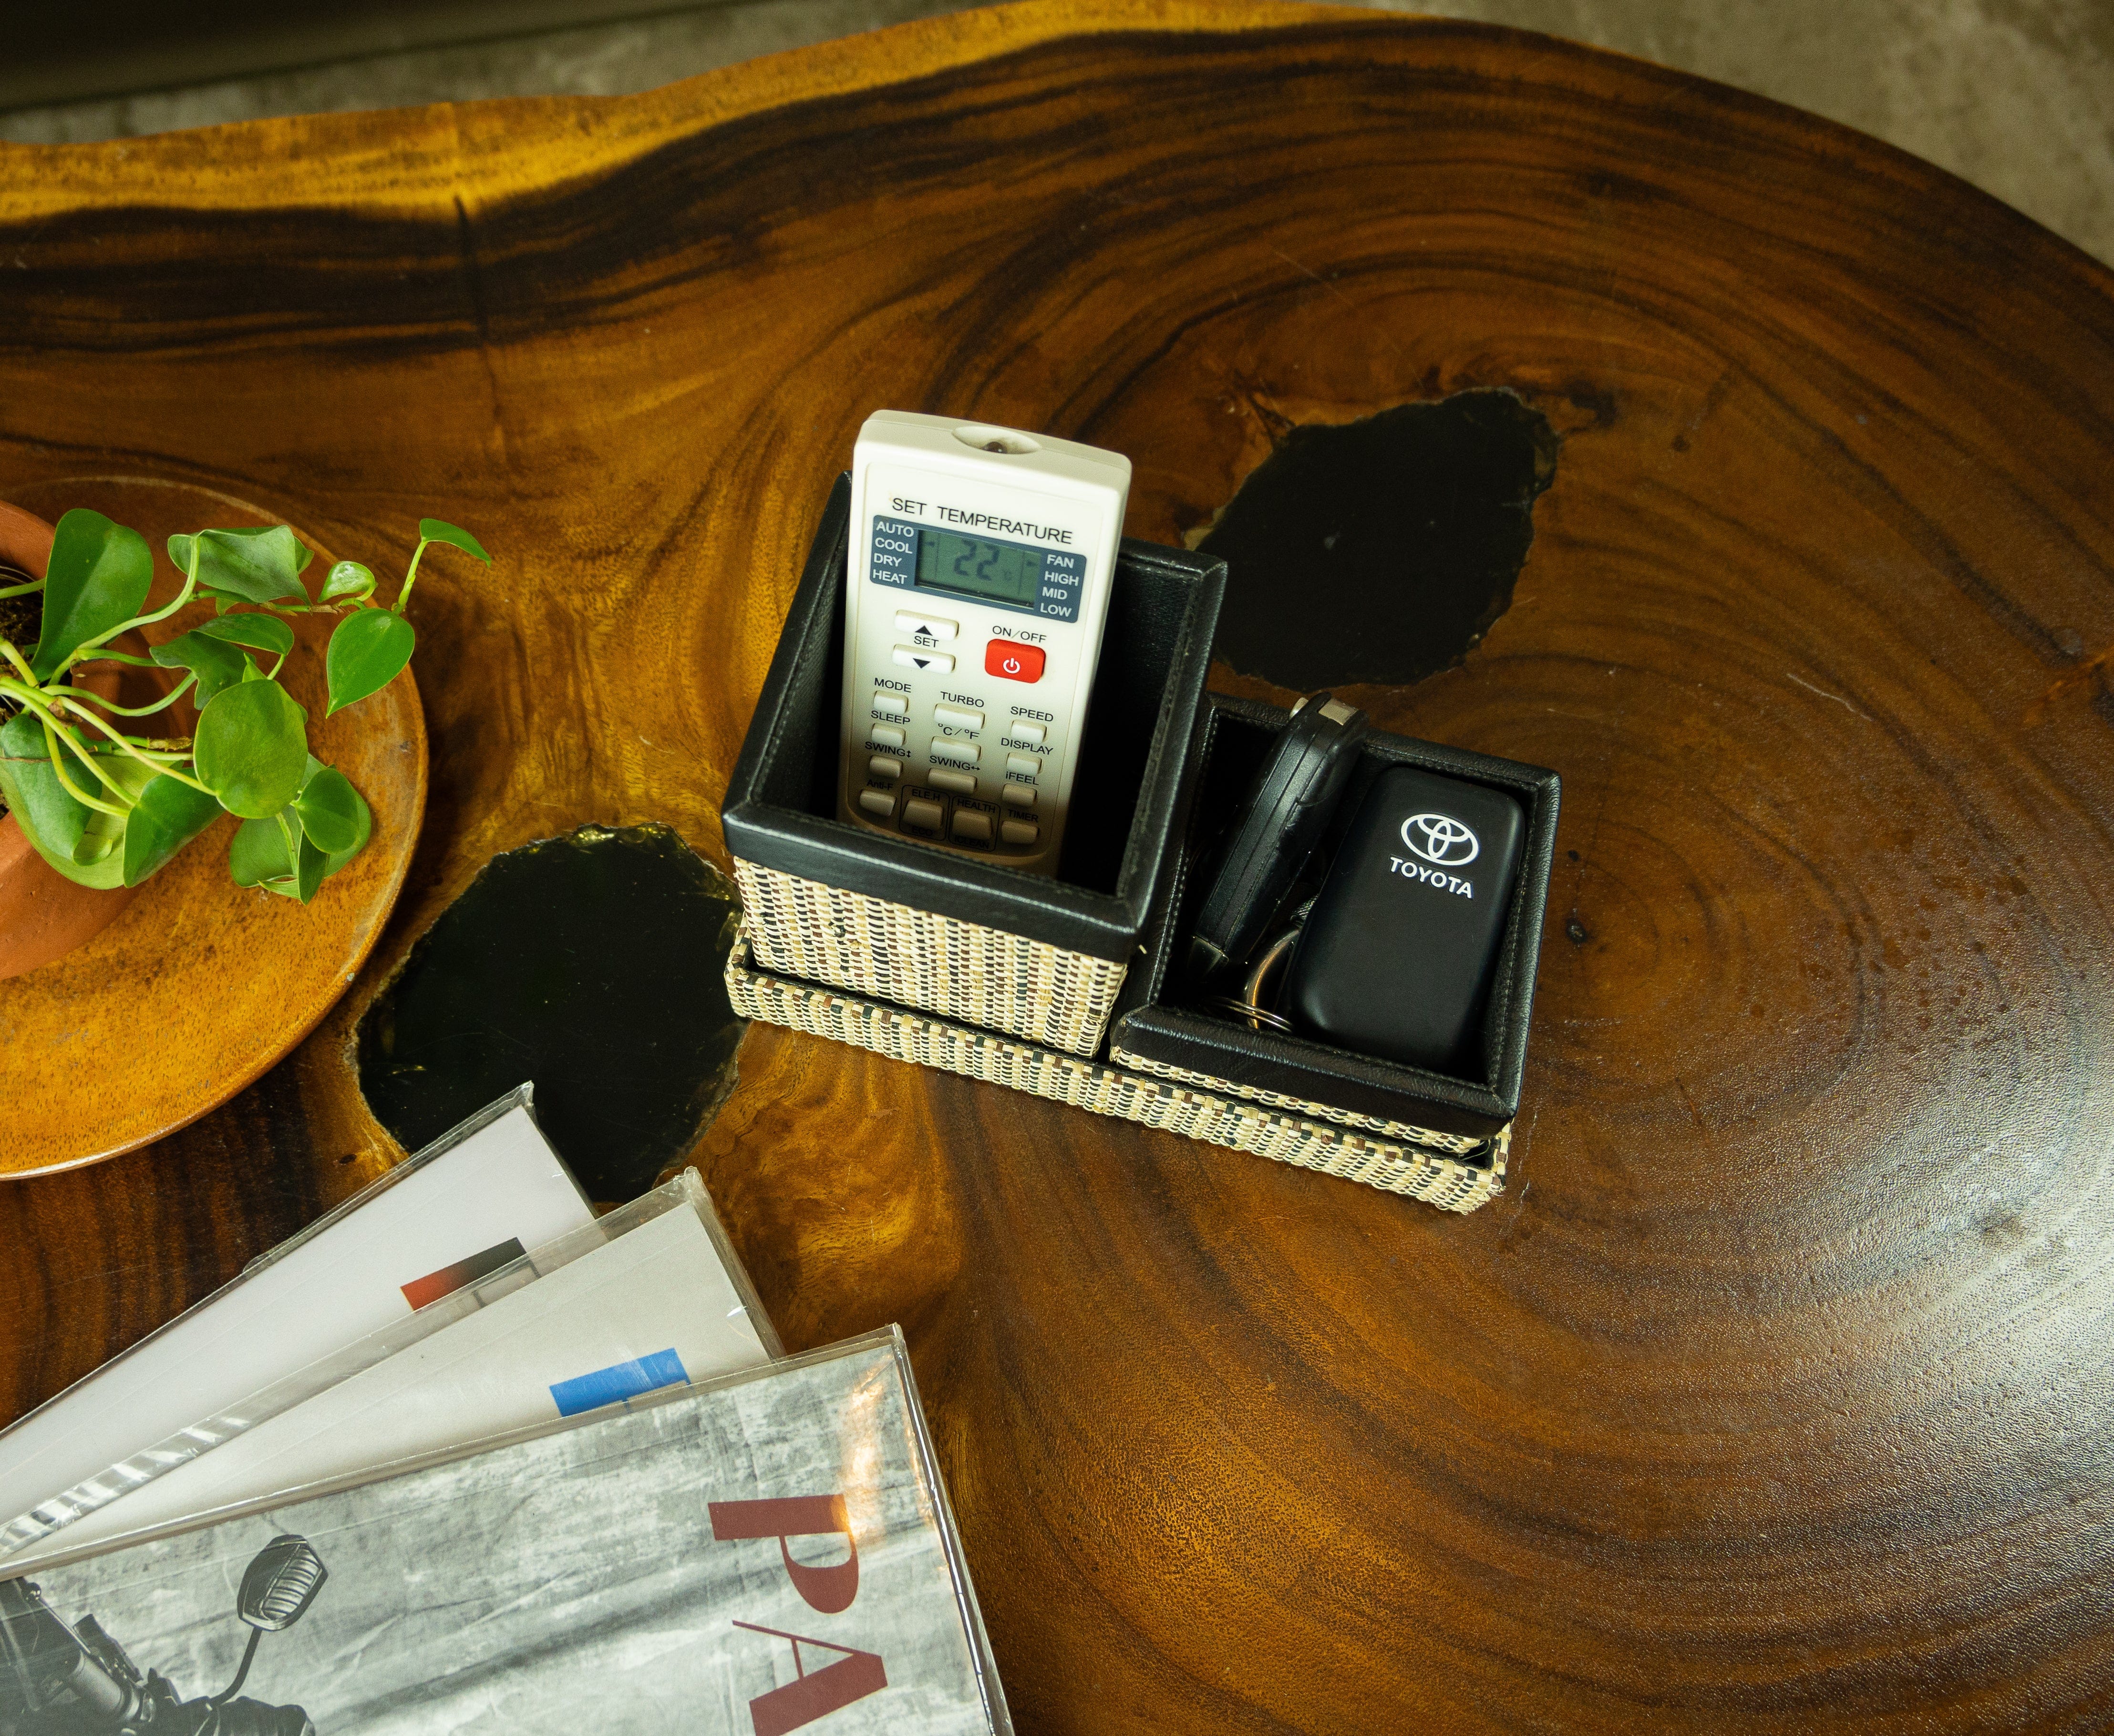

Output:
xmin=838 ymin=411 xmax=1131 ymax=877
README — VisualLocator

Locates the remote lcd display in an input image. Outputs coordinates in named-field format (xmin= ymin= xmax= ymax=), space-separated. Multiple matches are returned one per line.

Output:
xmin=916 ymin=528 xmax=1042 ymax=607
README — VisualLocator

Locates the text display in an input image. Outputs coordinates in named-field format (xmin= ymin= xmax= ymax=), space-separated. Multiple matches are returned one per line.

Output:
xmin=868 ymin=517 xmax=1084 ymax=623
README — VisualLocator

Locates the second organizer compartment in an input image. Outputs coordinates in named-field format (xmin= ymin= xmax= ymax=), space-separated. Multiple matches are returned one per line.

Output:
xmin=1110 ymin=694 xmax=1562 ymax=1145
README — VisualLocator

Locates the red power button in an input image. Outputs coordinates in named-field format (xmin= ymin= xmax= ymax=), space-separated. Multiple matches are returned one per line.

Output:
xmin=985 ymin=640 xmax=1046 ymax=683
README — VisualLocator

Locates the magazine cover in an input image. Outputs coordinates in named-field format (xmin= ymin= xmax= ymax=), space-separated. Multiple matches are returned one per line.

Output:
xmin=0 ymin=1331 xmax=1009 ymax=1736
xmin=0 ymin=1087 xmax=593 ymax=1544
xmin=5 ymin=1171 xmax=780 ymax=1571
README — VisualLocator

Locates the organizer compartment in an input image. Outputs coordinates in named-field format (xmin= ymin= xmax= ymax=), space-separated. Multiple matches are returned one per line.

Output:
xmin=1109 ymin=695 xmax=1562 ymax=1142
xmin=721 ymin=475 xmax=1226 ymax=1056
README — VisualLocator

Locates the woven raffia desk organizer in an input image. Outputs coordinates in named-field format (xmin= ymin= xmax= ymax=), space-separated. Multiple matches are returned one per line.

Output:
xmin=722 ymin=480 xmax=1558 ymax=1215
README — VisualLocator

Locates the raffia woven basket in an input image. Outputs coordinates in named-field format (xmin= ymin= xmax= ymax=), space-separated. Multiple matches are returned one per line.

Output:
xmin=721 ymin=485 xmax=1528 ymax=1211
xmin=726 ymin=932 xmax=1506 ymax=1212
xmin=731 ymin=859 xmax=1126 ymax=1058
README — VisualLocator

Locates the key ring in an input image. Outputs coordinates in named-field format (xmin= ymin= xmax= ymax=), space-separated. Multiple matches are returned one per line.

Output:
xmin=1202 ymin=925 xmax=1300 ymax=1034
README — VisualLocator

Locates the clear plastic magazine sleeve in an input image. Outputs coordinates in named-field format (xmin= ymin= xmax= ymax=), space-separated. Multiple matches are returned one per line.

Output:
xmin=0 ymin=1085 xmax=596 ymax=1533
xmin=3 ymin=1329 xmax=1010 ymax=1736
xmin=3 ymin=1165 xmax=780 ymax=1560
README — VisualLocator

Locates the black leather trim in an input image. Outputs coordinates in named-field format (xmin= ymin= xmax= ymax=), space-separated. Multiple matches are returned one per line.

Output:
xmin=721 ymin=475 xmax=1228 ymax=962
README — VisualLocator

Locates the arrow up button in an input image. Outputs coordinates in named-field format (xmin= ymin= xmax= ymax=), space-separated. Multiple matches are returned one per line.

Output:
xmin=893 ymin=610 xmax=958 ymax=641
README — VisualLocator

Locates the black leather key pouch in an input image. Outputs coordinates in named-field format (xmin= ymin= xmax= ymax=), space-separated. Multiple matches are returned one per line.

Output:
xmin=1281 ymin=765 xmax=1526 ymax=1074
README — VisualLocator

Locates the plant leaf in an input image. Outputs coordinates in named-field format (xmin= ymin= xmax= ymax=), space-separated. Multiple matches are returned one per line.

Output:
xmin=229 ymin=820 xmax=328 ymax=900
xmin=122 ymin=774 xmax=222 ymax=887
xmin=319 ymin=561 xmax=375 ymax=605
xmin=231 ymin=802 xmax=333 ymax=902
xmin=0 ymin=718 xmax=154 ymax=887
xmin=195 ymin=613 xmax=295 ymax=655
xmin=171 ymin=526 xmax=312 ymax=606
xmin=325 ymin=608 xmax=415 ymax=715
xmin=0 ymin=712 xmax=92 ymax=863
xmin=229 ymin=813 xmax=293 ymax=887
xmin=0 ymin=715 xmax=153 ymax=869
xmin=31 ymin=509 xmax=153 ymax=680
xmin=193 ymin=678 xmax=309 ymax=818
xmin=292 ymin=762 xmax=363 ymax=855
xmin=323 ymin=784 xmax=372 ymax=878
xmin=151 ymin=629 xmax=251 ymax=708
xmin=292 ymin=753 xmax=374 ymax=878
xmin=418 ymin=519 xmax=491 ymax=563
xmin=292 ymin=824 xmax=328 ymax=902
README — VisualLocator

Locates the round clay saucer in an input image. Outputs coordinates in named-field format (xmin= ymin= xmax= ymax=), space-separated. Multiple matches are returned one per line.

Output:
xmin=0 ymin=477 xmax=426 ymax=1177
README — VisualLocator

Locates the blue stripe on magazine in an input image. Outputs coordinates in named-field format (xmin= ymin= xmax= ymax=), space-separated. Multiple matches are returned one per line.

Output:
xmin=548 ymin=1348 xmax=690 ymax=1416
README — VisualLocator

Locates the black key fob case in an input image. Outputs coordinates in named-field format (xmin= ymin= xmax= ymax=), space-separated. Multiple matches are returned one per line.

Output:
xmin=1281 ymin=764 xmax=1525 ymax=1075
xmin=1186 ymin=694 xmax=1369 ymax=984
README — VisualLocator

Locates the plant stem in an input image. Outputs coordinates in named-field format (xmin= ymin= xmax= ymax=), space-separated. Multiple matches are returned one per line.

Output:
xmin=39 ymin=716 xmax=130 ymax=815
xmin=62 ymin=540 xmax=202 ymax=673
xmin=0 ymin=639 xmax=36 ymax=686
xmin=2 ymin=687 xmax=134 ymax=801
xmin=393 ymin=537 xmax=433 ymax=614
xmin=0 ymin=578 xmax=43 ymax=600
xmin=11 ymin=679 xmax=210 ymax=793
xmin=60 ymin=697 xmax=212 ymax=790
xmin=65 ymin=672 xmax=197 ymax=717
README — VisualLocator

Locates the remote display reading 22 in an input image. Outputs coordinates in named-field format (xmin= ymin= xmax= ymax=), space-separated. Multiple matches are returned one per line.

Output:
xmin=916 ymin=529 xmax=1042 ymax=608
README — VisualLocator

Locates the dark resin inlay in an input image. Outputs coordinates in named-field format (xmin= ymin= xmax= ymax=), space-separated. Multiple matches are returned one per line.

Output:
xmin=357 ymin=823 xmax=744 ymax=1201
xmin=1200 ymin=390 xmax=1558 ymax=692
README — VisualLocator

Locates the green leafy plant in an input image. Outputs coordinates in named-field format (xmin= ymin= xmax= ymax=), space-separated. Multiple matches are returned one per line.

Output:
xmin=0 ymin=512 xmax=488 ymax=900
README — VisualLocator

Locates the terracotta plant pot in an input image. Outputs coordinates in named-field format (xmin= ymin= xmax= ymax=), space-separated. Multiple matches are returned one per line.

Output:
xmin=0 ymin=499 xmax=167 ymax=981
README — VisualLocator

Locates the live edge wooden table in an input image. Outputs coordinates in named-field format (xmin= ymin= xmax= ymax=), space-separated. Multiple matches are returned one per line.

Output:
xmin=4 ymin=4 xmax=2112 ymax=1730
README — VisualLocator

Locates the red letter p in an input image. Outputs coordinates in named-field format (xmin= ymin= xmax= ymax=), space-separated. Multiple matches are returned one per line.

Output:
xmin=710 ymin=1494 xmax=859 ymax=1614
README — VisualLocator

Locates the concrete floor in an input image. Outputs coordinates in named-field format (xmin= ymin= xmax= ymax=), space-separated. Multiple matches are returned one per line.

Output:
xmin=2 ymin=0 xmax=2111 ymax=269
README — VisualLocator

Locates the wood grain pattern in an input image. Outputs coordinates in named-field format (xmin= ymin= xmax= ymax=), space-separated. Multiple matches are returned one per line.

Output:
xmin=2 ymin=4 xmax=2112 ymax=1728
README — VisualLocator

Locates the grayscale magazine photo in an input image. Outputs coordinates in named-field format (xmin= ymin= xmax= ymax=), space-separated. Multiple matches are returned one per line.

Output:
xmin=0 ymin=1332 xmax=1010 ymax=1736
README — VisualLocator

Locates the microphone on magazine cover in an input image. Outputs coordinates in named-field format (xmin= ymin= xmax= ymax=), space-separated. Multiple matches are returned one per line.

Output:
xmin=0 ymin=1534 xmax=326 ymax=1736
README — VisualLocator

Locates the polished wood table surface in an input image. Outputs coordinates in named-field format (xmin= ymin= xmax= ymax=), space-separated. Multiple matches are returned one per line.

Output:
xmin=4 ymin=3 xmax=2112 ymax=1729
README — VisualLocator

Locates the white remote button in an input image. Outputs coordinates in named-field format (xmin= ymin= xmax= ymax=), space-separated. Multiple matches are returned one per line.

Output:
xmin=868 ymin=756 xmax=902 ymax=781
xmin=839 ymin=411 xmax=1130 ymax=876
xmin=868 ymin=723 xmax=906 ymax=750
xmin=929 ymin=767 xmax=976 ymax=795
xmin=1001 ymin=785 xmax=1036 ymax=808
xmin=1000 ymin=817 xmax=1039 ymax=846
xmin=857 ymin=789 xmax=897 ymax=817
xmin=1005 ymin=753 xmax=1041 ymax=779
xmin=951 ymin=809 xmax=993 ymax=842
xmin=894 ymin=611 xmax=958 ymax=641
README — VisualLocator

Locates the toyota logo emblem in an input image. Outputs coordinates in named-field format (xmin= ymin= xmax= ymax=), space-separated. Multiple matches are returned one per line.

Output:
xmin=1401 ymin=813 xmax=1479 ymax=866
